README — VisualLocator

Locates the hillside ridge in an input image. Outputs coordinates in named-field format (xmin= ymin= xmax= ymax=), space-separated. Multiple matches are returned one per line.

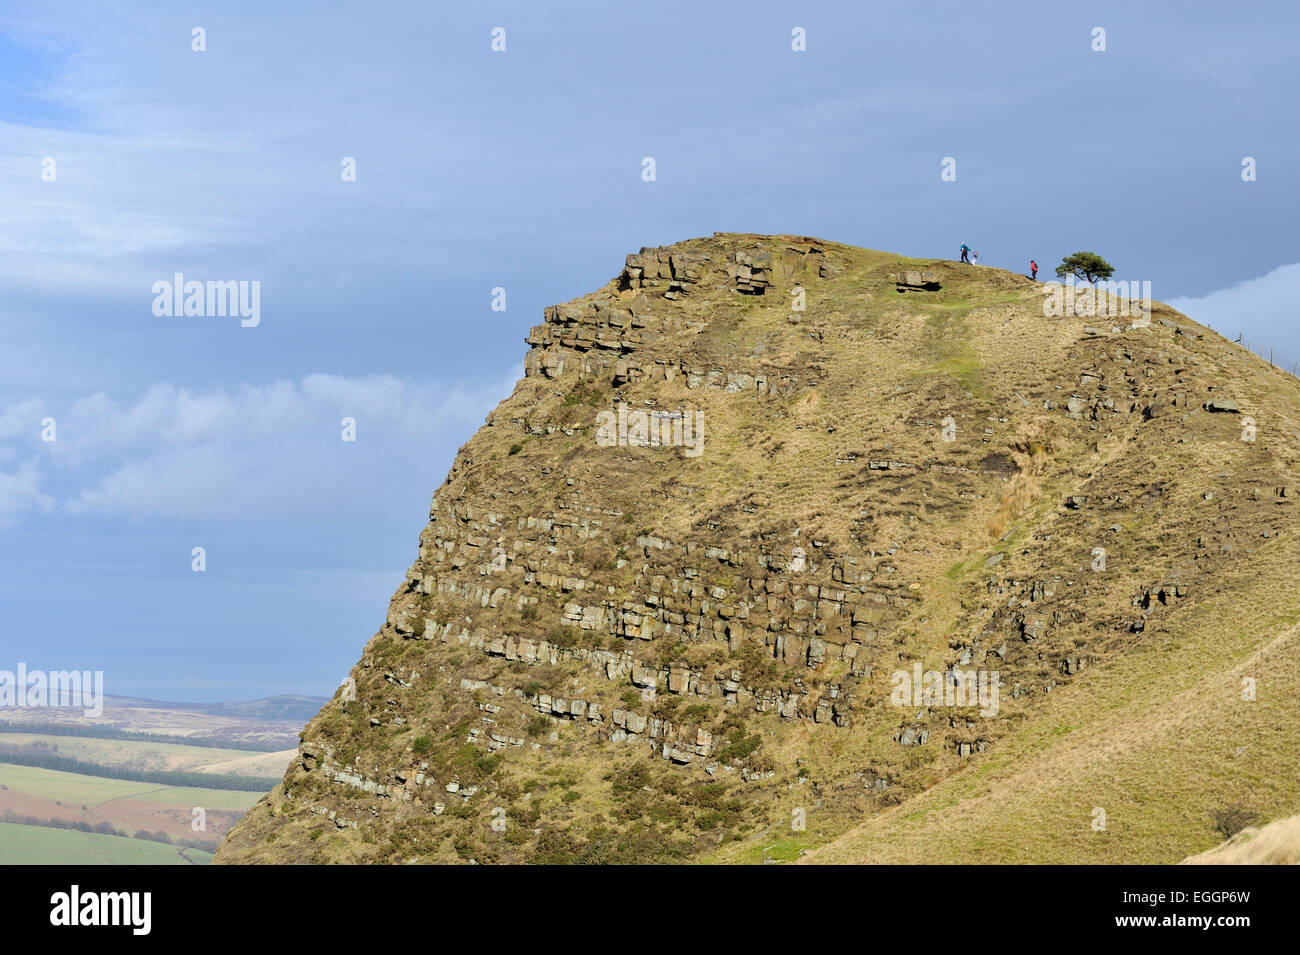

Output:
xmin=216 ymin=233 xmax=1300 ymax=864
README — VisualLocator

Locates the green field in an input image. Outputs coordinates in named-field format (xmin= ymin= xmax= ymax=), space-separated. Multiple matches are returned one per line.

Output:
xmin=0 ymin=698 xmax=305 ymax=863
xmin=0 ymin=763 xmax=263 ymax=811
xmin=0 ymin=732 xmax=287 ymax=778
xmin=0 ymin=822 xmax=213 ymax=865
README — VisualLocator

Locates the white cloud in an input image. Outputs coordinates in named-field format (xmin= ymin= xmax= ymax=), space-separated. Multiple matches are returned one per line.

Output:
xmin=0 ymin=397 xmax=45 ymax=440
xmin=1168 ymin=263 xmax=1300 ymax=373
xmin=0 ymin=460 xmax=54 ymax=525
xmin=0 ymin=369 xmax=519 ymax=523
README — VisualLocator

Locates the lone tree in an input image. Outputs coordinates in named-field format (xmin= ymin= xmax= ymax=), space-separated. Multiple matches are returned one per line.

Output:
xmin=1055 ymin=252 xmax=1114 ymax=285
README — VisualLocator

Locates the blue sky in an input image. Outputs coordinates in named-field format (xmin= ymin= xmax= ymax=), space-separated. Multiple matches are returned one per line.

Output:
xmin=1 ymin=0 xmax=1296 ymax=702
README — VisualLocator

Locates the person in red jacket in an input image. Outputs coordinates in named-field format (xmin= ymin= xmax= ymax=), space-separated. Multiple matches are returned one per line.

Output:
xmin=1030 ymin=260 xmax=1038 ymax=281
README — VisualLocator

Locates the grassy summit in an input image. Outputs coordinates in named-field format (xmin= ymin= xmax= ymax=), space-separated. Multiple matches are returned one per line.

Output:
xmin=215 ymin=234 xmax=1300 ymax=864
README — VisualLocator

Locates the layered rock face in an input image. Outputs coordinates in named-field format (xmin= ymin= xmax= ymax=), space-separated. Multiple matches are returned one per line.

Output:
xmin=217 ymin=234 xmax=1300 ymax=864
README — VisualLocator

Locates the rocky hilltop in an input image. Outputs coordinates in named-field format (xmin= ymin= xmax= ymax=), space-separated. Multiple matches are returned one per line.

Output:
xmin=216 ymin=234 xmax=1300 ymax=864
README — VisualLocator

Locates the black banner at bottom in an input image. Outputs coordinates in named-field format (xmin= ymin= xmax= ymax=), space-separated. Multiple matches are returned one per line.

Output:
xmin=2 ymin=864 xmax=1284 ymax=941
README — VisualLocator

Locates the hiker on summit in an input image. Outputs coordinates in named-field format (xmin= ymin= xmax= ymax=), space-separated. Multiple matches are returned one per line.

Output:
xmin=959 ymin=243 xmax=970 ymax=263
xmin=1030 ymin=260 xmax=1038 ymax=280
xmin=971 ymin=249 xmax=980 ymax=265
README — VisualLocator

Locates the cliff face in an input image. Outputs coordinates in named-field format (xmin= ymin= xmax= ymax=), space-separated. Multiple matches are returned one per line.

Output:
xmin=216 ymin=234 xmax=1300 ymax=864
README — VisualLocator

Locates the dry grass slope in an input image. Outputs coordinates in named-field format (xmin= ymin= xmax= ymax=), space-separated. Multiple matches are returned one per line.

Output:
xmin=1181 ymin=813 xmax=1300 ymax=865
